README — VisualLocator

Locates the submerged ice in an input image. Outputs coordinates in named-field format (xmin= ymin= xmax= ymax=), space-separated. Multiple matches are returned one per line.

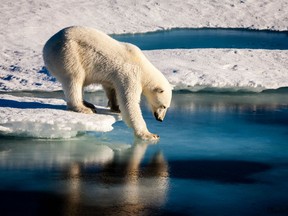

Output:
xmin=0 ymin=94 xmax=117 ymax=138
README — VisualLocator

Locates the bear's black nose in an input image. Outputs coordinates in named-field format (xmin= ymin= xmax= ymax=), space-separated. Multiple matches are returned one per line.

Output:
xmin=154 ymin=112 xmax=163 ymax=122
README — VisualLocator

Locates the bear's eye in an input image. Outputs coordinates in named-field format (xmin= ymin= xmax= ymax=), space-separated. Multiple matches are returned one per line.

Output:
xmin=162 ymin=105 xmax=166 ymax=109
xmin=154 ymin=87 xmax=164 ymax=93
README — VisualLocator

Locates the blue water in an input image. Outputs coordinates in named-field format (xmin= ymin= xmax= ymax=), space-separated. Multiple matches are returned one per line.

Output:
xmin=1 ymin=91 xmax=288 ymax=216
xmin=112 ymin=28 xmax=288 ymax=50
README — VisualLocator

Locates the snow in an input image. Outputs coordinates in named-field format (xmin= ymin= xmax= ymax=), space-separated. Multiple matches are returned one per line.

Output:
xmin=0 ymin=94 xmax=117 ymax=138
xmin=0 ymin=0 xmax=287 ymax=138
xmin=145 ymin=49 xmax=288 ymax=92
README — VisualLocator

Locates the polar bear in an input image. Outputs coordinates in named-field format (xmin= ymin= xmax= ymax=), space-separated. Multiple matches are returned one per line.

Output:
xmin=43 ymin=26 xmax=172 ymax=140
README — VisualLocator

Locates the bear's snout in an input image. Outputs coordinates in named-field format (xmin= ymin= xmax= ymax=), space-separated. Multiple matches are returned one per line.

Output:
xmin=154 ymin=112 xmax=163 ymax=122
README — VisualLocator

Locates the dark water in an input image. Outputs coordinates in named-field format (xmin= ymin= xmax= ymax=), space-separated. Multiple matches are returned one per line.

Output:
xmin=111 ymin=28 xmax=288 ymax=50
xmin=1 ymin=91 xmax=288 ymax=216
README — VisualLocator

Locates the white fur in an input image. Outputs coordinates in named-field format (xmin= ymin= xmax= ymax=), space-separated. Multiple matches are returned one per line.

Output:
xmin=43 ymin=26 xmax=172 ymax=140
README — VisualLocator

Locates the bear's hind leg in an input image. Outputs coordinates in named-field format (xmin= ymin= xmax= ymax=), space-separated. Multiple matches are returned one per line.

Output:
xmin=103 ymin=85 xmax=120 ymax=113
xmin=63 ymin=81 xmax=94 ymax=114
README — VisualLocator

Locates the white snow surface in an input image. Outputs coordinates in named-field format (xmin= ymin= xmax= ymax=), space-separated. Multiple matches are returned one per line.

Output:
xmin=146 ymin=49 xmax=288 ymax=92
xmin=0 ymin=94 xmax=117 ymax=138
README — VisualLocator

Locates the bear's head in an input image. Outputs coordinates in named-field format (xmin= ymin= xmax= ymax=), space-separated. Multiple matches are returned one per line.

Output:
xmin=145 ymin=85 xmax=172 ymax=122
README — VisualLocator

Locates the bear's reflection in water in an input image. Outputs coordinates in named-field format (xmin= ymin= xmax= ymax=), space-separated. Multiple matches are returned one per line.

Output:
xmin=61 ymin=142 xmax=169 ymax=216
xmin=0 ymin=139 xmax=168 ymax=215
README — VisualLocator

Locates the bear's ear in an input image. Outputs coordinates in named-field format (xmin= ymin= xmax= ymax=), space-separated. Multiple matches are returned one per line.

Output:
xmin=154 ymin=87 xmax=164 ymax=93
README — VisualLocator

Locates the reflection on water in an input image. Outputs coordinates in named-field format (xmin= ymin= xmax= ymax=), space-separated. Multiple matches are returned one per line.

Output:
xmin=1 ymin=91 xmax=288 ymax=215
xmin=169 ymin=91 xmax=288 ymax=113
xmin=0 ymin=138 xmax=168 ymax=216
xmin=63 ymin=142 xmax=168 ymax=216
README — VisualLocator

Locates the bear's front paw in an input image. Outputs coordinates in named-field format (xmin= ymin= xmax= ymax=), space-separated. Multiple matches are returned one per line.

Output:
xmin=136 ymin=132 xmax=160 ymax=141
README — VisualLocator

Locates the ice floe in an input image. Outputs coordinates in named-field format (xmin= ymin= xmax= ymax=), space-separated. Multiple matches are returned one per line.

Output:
xmin=0 ymin=94 xmax=117 ymax=138
xmin=145 ymin=49 xmax=288 ymax=92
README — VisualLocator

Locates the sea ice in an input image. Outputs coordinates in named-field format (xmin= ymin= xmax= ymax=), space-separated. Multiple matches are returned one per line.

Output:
xmin=0 ymin=94 xmax=118 ymax=139
xmin=145 ymin=49 xmax=288 ymax=92
xmin=1 ymin=48 xmax=287 ymax=92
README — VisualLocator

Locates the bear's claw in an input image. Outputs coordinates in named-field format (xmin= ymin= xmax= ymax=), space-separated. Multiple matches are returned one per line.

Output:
xmin=83 ymin=101 xmax=97 ymax=113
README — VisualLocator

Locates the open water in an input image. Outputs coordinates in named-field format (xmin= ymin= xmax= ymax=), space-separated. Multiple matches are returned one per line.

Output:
xmin=112 ymin=28 xmax=288 ymax=50
xmin=1 ymin=90 xmax=288 ymax=216
xmin=1 ymin=29 xmax=288 ymax=215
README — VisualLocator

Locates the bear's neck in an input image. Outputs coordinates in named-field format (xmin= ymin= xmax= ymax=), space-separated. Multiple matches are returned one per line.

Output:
xmin=137 ymin=51 xmax=164 ymax=94
xmin=140 ymin=65 xmax=159 ymax=91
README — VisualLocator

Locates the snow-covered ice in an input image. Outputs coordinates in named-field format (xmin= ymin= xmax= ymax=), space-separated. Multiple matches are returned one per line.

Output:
xmin=146 ymin=49 xmax=288 ymax=92
xmin=0 ymin=94 xmax=117 ymax=138
xmin=1 ymin=49 xmax=288 ymax=92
